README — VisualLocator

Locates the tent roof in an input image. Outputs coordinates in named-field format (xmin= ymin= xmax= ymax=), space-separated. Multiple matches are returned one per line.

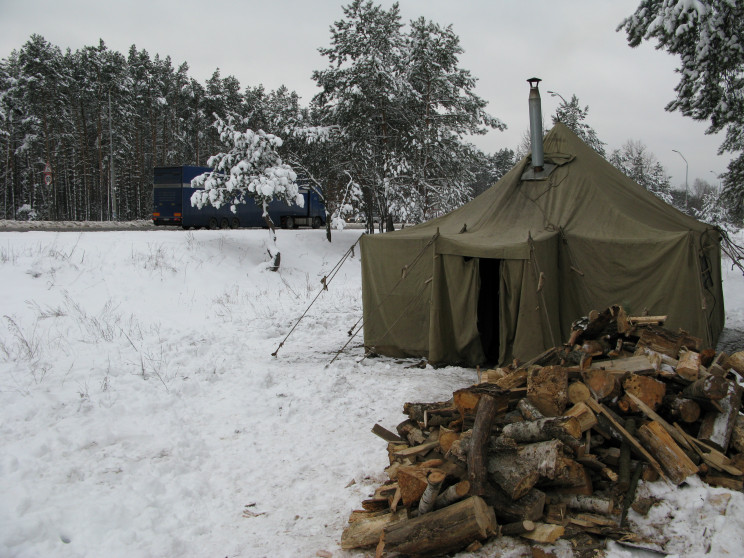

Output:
xmin=378 ymin=122 xmax=710 ymax=257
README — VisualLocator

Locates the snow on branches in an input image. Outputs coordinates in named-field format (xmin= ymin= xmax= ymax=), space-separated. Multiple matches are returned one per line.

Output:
xmin=191 ymin=116 xmax=303 ymax=218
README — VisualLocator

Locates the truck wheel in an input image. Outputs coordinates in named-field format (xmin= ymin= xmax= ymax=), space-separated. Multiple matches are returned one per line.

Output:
xmin=220 ymin=218 xmax=230 ymax=229
xmin=230 ymin=217 xmax=240 ymax=229
xmin=208 ymin=217 xmax=219 ymax=230
xmin=312 ymin=216 xmax=322 ymax=229
xmin=285 ymin=216 xmax=295 ymax=229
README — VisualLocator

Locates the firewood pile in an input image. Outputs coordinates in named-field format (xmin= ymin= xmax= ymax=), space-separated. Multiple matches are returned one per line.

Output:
xmin=342 ymin=305 xmax=744 ymax=557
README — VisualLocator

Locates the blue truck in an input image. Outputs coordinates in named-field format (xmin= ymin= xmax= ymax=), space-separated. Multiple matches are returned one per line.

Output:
xmin=152 ymin=166 xmax=325 ymax=229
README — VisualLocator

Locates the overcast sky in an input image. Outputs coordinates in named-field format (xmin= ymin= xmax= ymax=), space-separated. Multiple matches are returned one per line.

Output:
xmin=0 ymin=0 xmax=731 ymax=190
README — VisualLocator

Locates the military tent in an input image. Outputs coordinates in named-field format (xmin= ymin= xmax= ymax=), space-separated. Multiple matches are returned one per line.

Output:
xmin=359 ymin=122 xmax=724 ymax=366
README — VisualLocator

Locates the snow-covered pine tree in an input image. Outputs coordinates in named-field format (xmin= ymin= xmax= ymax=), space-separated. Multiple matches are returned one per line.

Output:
xmin=192 ymin=116 xmax=302 ymax=271
xmin=550 ymin=94 xmax=606 ymax=157
xmin=619 ymin=0 xmax=744 ymax=221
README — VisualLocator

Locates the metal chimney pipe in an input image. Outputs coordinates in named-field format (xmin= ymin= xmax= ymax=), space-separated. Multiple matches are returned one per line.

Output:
xmin=527 ymin=78 xmax=544 ymax=171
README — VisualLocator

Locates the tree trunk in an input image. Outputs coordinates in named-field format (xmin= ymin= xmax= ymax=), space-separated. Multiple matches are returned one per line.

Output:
xmin=263 ymin=213 xmax=280 ymax=271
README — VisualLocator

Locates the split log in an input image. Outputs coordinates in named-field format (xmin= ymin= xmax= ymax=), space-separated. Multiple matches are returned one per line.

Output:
xmin=664 ymin=395 xmax=701 ymax=423
xmin=517 ymin=398 xmax=545 ymax=421
xmin=500 ymin=416 xmax=582 ymax=445
xmin=554 ymin=494 xmax=615 ymax=515
xmin=434 ymin=480 xmax=471 ymax=509
xmin=403 ymin=400 xmax=453 ymax=424
xmin=393 ymin=440 xmax=439 ymax=459
xmin=673 ymin=424 xmax=743 ymax=476
xmin=728 ymin=351 xmax=744 ymax=374
xmin=581 ymin=369 xmax=624 ymax=401
xmin=704 ymin=473 xmax=744 ymax=491
xmin=729 ymin=415 xmax=744 ymax=454
xmin=396 ymin=419 xmax=426 ymax=445
xmin=698 ymin=380 xmax=743 ymax=452
xmin=494 ymin=369 xmax=528 ymax=390
xmin=589 ymin=355 xmax=655 ymax=374
xmin=637 ymin=421 xmax=699 ymax=485
xmin=418 ymin=471 xmax=445 ymax=515
xmin=500 ymin=520 xmax=536 ymax=536
xmin=438 ymin=428 xmax=460 ymax=454
xmin=487 ymin=440 xmax=565 ymax=500
xmin=371 ymin=424 xmax=402 ymax=442
xmin=519 ymin=523 xmax=565 ymax=544
xmin=677 ymin=349 xmax=702 ymax=381
xmin=468 ymin=394 xmax=500 ymax=496
xmin=527 ymin=366 xmax=569 ymax=416
xmin=485 ymin=486 xmax=546 ymax=523
xmin=618 ymin=374 xmax=666 ymax=413
xmin=564 ymin=402 xmax=597 ymax=432
xmin=568 ymin=381 xmax=592 ymax=404
xmin=545 ymin=503 xmax=568 ymax=525
xmin=397 ymin=465 xmax=442 ymax=507
xmin=682 ymin=375 xmax=730 ymax=402
xmin=636 ymin=326 xmax=700 ymax=358
xmin=341 ymin=509 xmax=407 ymax=549
xmin=381 ymin=496 xmax=497 ymax=557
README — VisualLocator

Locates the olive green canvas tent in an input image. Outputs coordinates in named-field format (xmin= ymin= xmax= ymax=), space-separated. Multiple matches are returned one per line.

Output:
xmin=359 ymin=122 xmax=724 ymax=366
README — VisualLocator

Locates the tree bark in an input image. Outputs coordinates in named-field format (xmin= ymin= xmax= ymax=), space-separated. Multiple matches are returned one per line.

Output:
xmin=381 ymin=496 xmax=497 ymax=557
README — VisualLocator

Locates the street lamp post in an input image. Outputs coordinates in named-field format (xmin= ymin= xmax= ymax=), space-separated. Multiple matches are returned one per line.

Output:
xmin=547 ymin=90 xmax=568 ymax=105
xmin=672 ymin=149 xmax=688 ymax=211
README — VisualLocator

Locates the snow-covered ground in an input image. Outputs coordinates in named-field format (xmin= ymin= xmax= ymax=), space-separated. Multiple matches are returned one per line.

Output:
xmin=0 ymin=226 xmax=742 ymax=558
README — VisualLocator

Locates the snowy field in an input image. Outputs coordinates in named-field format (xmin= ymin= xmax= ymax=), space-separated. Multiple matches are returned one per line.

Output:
xmin=0 ymin=226 xmax=743 ymax=558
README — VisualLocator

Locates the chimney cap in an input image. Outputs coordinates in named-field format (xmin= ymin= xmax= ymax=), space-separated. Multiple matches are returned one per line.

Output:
xmin=527 ymin=77 xmax=542 ymax=88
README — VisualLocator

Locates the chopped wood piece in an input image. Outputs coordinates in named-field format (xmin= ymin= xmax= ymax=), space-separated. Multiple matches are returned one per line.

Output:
xmin=581 ymin=369 xmax=624 ymax=401
xmin=554 ymin=493 xmax=615 ymax=515
xmin=673 ymin=425 xmax=744 ymax=476
xmin=698 ymin=380 xmax=743 ymax=452
xmin=519 ymin=523 xmax=565 ymax=544
xmin=728 ymin=351 xmax=744 ymax=374
xmin=628 ymin=315 xmax=668 ymax=326
xmin=664 ymin=395 xmax=701 ymax=423
xmin=418 ymin=471 xmax=445 ymax=515
xmin=341 ymin=509 xmax=407 ymax=549
xmin=704 ymin=474 xmax=744 ymax=490
xmin=677 ymin=349 xmax=702 ymax=381
xmin=487 ymin=440 xmax=566 ymax=500
xmin=729 ymin=415 xmax=744 ymax=454
xmin=637 ymin=421 xmax=699 ymax=484
xmin=545 ymin=503 xmax=568 ymax=525
xmin=397 ymin=465 xmax=440 ymax=507
xmin=381 ymin=496 xmax=497 ymax=556
xmin=568 ymin=381 xmax=592 ymax=404
xmin=636 ymin=326 xmax=700 ymax=358
xmin=396 ymin=419 xmax=426 ymax=445
xmin=372 ymin=423 xmax=402 ymax=442
xmin=619 ymin=374 xmax=666 ymax=413
xmin=517 ymin=397 xmax=546 ymax=421
xmin=564 ymin=401 xmax=597 ymax=432
xmin=486 ymin=486 xmax=546 ymax=523
xmin=500 ymin=519 xmax=536 ymax=536
xmin=527 ymin=366 xmax=569 ymax=416
xmin=501 ymin=416 xmax=582 ymax=444
xmin=468 ymin=394 xmax=500 ymax=496
xmin=435 ymin=480 xmax=471 ymax=509
xmin=393 ymin=440 xmax=439 ymax=459
xmin=494 ymin=369 xmax=528 ymax=390
xmin=590 ymin=355 xmax=655 ymax=374
xmin=681 ymin=375 xmax=730 ymax=401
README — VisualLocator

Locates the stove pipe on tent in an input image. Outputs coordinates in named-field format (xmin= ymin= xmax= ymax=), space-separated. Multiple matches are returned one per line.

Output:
xmin=527 ymin=77 xmax=544 ymax=171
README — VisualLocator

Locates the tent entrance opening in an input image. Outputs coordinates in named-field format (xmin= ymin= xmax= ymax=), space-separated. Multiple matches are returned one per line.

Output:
xmin=477 ymin=258 xmax=501 ymax=363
